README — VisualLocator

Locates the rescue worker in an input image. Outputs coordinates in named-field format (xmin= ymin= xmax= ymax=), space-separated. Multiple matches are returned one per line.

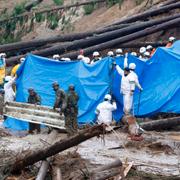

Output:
xmin=11 ymin=57 xmax=25 ymax=77
xmin=146 ymin=45 xmax=156 ymax=57
xmin=114 ymin=60 xmax=141 ymax=115
xmin=0 ymin=89 xmax=4 ymax=117
xmin=166 ymin=37 xmax=176 ymax=48
xmin=64 ymin=84 xmax=79 ymax=136
xmin=52 ymin=82 xmax=66 ymax=113
xmin=60 ymin=57 xmax=71 ymax=62
xmin=77 ymin=55 xmax=90 ymax=64
xmin=131 ymin=52 xmax=137 ymax=57
xmin=53 ymin=54 xmax=60 ymax=61
xmin=144 ymin=51 xmax=151 ymax=60
xmin=91 ymin=51 xmax=101 ymax=64
xmin=107 ymin=51 xmax=114 ymax=57
xmin=0 ymin=53 xmax=6 ymax=89
xmin=4 ymin=76 xmax=16 ymax=102
xmin=139 ymin=47 xmax=146 ymax=60
xmin=27 ymin=88 xmax=41 ymax=134
xmin=95 ymin=94 xmax=117 ymax=126
xmin=115 ymin=49 xmax=123 ymax=57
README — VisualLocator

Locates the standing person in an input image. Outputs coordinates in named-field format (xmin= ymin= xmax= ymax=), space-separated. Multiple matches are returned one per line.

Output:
xmin=52 ymin=82 xmax=66 ymax=113
xmin=114 ymin=61 xmax=137 ymax=115
xmin=0 ymin=89 xmax=4 ymax=118
xmin=0 ymin=53 xmax=6 ymax=88
xmin=27 ymin=88 xmax=41 ymax=134
xmin=166 ymin=37 xmax=176 ymax=48
xmin=95 ymin=94 xmax=117 ymax=126
xmin=4 ymin=76 xmax=16 ymax=102
xmin=115 ymin=49 xmax=123 ymax=57
xmin=11 ymin=57 xmax=25 ymax=77
xmin=91 ymin=51 xmax=101 ymax=64
xmin=64 ymin=84 xmax=79 ymax=136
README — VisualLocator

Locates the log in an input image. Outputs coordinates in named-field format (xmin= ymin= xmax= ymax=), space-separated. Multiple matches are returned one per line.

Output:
xmin=11 ymin=125 xmax=104 ymax=173
xmin=6 ymin=14 xmax=180 ymax=65
xmin=36 ymin=160 xmax=49 ymax=180
xmin=36 ymin=130 xmax=58 ymax=180
xmin=160 ymin=0 xmax=180 ymax=7
xmin=140 ymin=117 xmax=180 ymax=131
xmin=109 ymin=1 xmax=180 ymax=26
xmin=25 ymin=0 xmax=44 ymax=11
xmin=52 ymin=167 xmax=62 ymax=180
xmin=0 ymin=23 xmax=133 ymax=54
xmin=59 ymin=17 xmax=180 ymax=59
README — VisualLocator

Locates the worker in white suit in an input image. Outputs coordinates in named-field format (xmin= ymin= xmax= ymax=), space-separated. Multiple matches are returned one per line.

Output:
xmin=4 ymin=76 xmax=16 ymax=102
xmin=95 ymin=94 xmax=117 ymax=125
xmin=124 ymin=53 xmax=143 ymax=91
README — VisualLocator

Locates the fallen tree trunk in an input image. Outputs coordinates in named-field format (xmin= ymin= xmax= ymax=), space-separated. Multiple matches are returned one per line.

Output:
xmin=59 ymin=17 xmax=180 ymax=59
xmin=0 ymin=23 xmax=133 ymax=54
xmin=11 ymin=125 xmax=104 ymax=173
xmin=6 ymin=14 xmax=179 ymax=65
xmin=25 ymin=0 xmax=44 ymax=11
xmin=160 ymin=0 xmax=180 ymax=7
xmin=140 ymin=117 xmax=180 ymax=131
xmin=109 ymin=1 xmax=180 ymax=26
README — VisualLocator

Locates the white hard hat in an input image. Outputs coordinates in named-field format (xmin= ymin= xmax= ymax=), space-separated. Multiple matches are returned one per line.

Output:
xmin=0 ymin=53 xmax=6 ymax=58
xmin=104 ymin=94 xmax=111 ymax=101
xmin=116 ymin=48 xmax=123 ymax=54
xmin=53 ymin=54 xmax=60 ymax=59
xmin=20 ymin=57 xmax=25 ymax=63
xmin=144 ymin=51 xmax=150 ymax=57
xmin=107 ymin=51 xmax=114 ymax=56
xmin=64 ymin=58 xmax=71 ymax=61
xmin=129 ymin=63 xmax=136 ymax=70
xmin=5 ymin=76 xmax=12 ymax=82
xmin=93 ymin=51 xmax=100 ymax=57
xmin=146 ymin=45 xmax=153 ymax=50
xmin=139 ymin=47 xmax=146 ymax=54
xmin=131 ymin=52 xmax=137 ymax=56
xmin=77 ymin=55 xmax=84 ymax=60
xmin=169 ymin=36 xmax=175 ymax=42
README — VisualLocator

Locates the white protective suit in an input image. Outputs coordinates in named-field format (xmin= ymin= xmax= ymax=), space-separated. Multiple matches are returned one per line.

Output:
xmin=124 ymin=57 xmax=142 ymax=90
xmin=95 ymin=101 xmax=117 ymax=125
xmin=4 ymin=77 xmax=16 ymax=102
xmin=116 ymin=65 xmax=135 ymax=114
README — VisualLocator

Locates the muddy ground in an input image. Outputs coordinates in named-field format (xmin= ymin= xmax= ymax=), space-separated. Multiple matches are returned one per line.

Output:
xmin=0 ymin=122 xmax=179 ymax=179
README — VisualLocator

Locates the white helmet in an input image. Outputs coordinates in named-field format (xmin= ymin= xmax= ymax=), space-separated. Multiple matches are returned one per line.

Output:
xmin=20 ymin=57 xmax=25 ymax=63
xmin=144 ymin=51 xmax=150 ymax=57
xmin=64 ymin=58 xmax=71 ymax=61
xmin=129 ymin=63 xmax=136 ymax=70
xmin=93 ymin=51 xmax=100 ymax=57
xmin=107 ymin=51 xmax=114 ymax=57
xmin=146 ymin=45 xmax=153 ymax=50
xmin=104 ymin=94 xmax=111 ymax=101
xmin=77 ymin=55 xmax=84 ymax=60
xmin=53 ymin=54 xmax=60 ymax=59
xmin=5 ymin=76 xmax=12 ymax=82
xmin=139 ymin=47 xmax=146 ymax=54
xmin=131 ymin=52 xmax=137 ymax=56
xmin=0 ymin=53 xmax=6 ymax=58
xmin=169 ymin=36 xmax=175 ymax=42
xmin=116 ymin=48 xmax=123 ymax=54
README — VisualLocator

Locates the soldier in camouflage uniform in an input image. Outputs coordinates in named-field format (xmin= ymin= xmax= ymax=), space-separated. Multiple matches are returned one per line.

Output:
xmin=27 ymin=88 xmax=41 ymax=134
xmin=64 ymin=84 xmax=79 ymax=136
xmin=52 ymin=82 xmax=66 ymax=113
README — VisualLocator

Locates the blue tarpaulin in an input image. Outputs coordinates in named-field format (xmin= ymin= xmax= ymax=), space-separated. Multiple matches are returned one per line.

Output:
xmin=4 ymin=40 xmax=180 ymax=130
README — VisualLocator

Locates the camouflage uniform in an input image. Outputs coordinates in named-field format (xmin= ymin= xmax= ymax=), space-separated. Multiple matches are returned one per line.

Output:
xmin=53 ymin=89 xmax=66 ymax=110
xmin=28 ymin=92 xmax=41 ymax=133
xmin=64 ymin=91 xmax=79 ymax=136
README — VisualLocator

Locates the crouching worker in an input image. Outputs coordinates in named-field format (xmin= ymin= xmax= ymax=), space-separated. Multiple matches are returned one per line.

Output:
xmin=95 ymin=94 xmax=117 ymax=129
xmin=27 ymin=88 xmax=41 ymax=134
xmin=64 ymin=84 xmax=79 ymax=136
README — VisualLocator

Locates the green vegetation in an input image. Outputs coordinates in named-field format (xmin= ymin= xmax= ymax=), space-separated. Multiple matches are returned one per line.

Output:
xmin=53 ymin=0 xmax=64 ymax=6
xmin=83 ymin=2 xmax=96 ymax=15
xmin=107 ymin=0 xmax=123 ymax=7
xmin=12 ymin=1 xmax=26 ymax=16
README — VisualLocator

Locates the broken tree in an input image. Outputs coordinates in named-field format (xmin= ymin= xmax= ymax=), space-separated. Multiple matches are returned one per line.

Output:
xmin=11 ymin=125 xmax=104 ymax=173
